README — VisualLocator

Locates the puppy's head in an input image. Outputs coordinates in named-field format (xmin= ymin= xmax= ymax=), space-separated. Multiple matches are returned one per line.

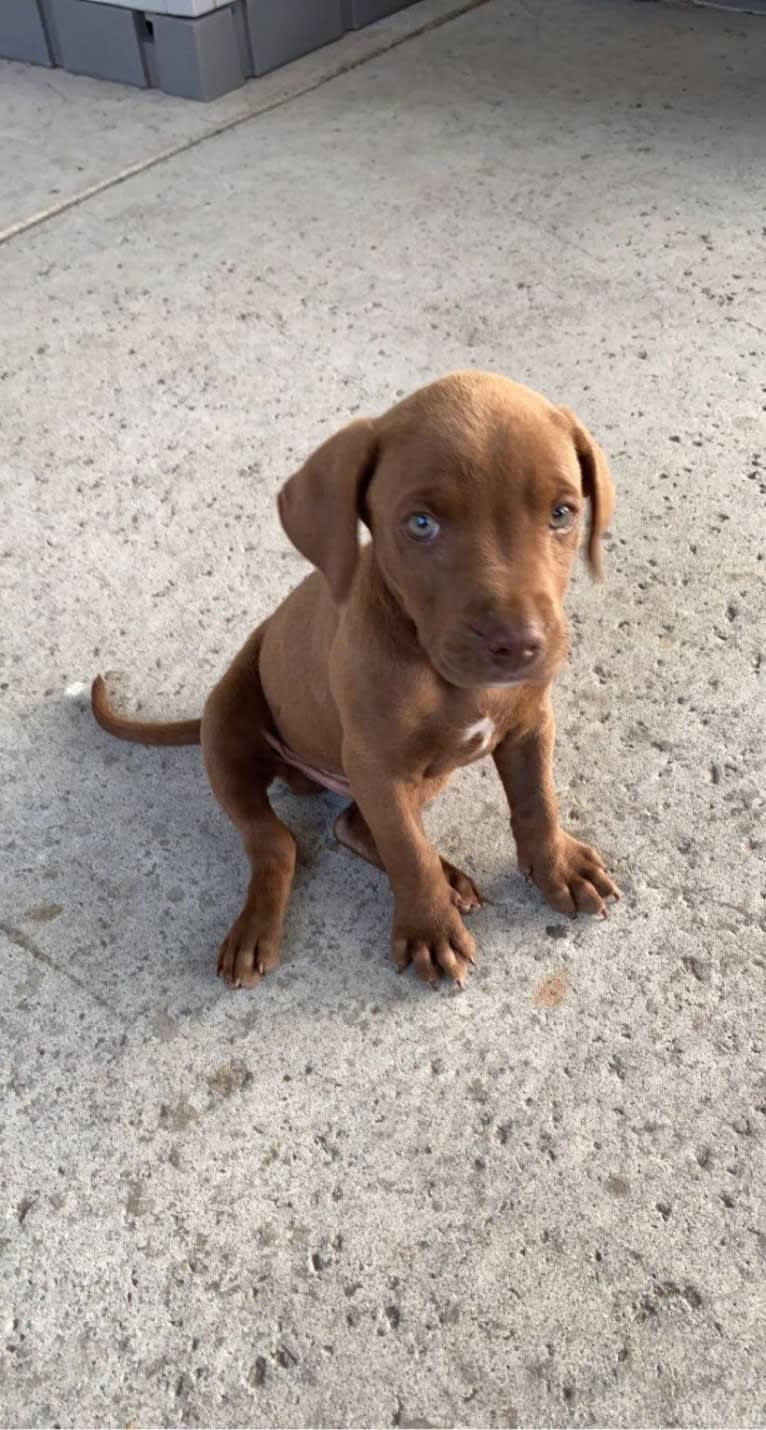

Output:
xmin=278 ymin=372 xmax=614 ymax=689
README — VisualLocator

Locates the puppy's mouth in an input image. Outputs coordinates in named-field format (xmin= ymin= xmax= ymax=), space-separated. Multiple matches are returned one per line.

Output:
xmin=432 ymin=632 xmax=567 ymax=690
xmin=431 ymin=649 xmax=557 ymax=690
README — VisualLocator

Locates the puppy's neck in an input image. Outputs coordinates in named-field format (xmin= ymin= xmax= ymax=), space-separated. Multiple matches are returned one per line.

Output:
xmin=360 ymin=546 xmax=424 ymax=660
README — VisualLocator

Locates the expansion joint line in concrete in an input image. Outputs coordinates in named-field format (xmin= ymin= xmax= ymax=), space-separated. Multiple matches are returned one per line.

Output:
xmin=0 ymin=0 xmax=493 ymax=248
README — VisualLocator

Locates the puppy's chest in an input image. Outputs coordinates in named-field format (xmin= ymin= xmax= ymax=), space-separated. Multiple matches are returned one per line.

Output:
xmin=422 ymin=710 xmax=503 ymax=779
xmin=459 ymin=715 xmax=497 ymax=759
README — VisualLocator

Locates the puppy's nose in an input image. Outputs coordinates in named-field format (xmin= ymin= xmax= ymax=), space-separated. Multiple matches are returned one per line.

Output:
xmin=470 ymin=618 xmax=544 ymax=665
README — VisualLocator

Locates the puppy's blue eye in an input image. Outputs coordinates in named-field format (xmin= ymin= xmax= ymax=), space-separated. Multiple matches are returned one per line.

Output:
xmin=550 ymin=504 xmax=575 ymax=531
xmin=406 ymin=512 xmax=440 ymax=542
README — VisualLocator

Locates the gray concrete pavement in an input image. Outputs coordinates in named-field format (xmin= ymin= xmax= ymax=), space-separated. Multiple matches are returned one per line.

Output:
xmin=0 ymin=0 xmax=480 ymax=240
xmin=1 ymin=0 xmax=765 ymax=1425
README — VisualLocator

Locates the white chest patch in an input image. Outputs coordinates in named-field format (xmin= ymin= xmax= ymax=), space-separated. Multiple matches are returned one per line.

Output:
xmin=462 ymin=715 xmax=495 ymax=756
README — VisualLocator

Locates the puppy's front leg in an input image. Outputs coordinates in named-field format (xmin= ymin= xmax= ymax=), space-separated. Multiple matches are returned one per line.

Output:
xmin=493 ymin=700 xmax=620 ymax=918
xmin=342 ymin=748 xmax=476 ymax=986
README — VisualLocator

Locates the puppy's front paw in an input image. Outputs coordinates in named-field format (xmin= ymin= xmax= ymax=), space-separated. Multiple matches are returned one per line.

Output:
xmin=392 ymin=901 xmax=477 ymax=987
xmin=217 ymin=906 xmax=282 ymax=989
xmin=520 ymin=831 xmax=620 ymax=918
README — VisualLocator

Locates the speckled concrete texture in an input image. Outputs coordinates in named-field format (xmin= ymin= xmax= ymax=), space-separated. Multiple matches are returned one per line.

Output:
xmin=1 ymin=0 xmax=765 ymax=1425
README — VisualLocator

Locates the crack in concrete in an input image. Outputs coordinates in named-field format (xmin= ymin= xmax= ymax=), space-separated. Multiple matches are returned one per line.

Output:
xmin=0 ymin=0 xmax=493 ymax=249
xmin=0 ymin=919 xmax=114 ymax=1012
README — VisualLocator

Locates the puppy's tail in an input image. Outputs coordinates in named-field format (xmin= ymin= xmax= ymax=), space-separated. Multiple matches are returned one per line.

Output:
xmin=91 ymin=674 xmax=201 ymax=746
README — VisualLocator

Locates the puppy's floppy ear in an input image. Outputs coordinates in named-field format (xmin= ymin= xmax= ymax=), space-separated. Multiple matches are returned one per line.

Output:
xmin=559 ymin=407 xmax=615 ymax=581
xmin=277 ymin=418 xmax=379 ymax=604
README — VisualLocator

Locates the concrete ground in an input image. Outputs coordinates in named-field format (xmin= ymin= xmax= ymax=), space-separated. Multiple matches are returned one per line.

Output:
xmin=1 ymin=0 xmax=765 ymax=1424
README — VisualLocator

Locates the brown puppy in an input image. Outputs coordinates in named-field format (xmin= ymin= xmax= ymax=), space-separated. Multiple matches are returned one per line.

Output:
xmin=92 ymin=371 xmax=619 ymax=989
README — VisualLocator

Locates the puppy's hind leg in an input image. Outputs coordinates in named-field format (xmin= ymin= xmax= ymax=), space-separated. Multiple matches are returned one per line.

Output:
xmin=334 ymin=803 xmax=481 ymax=915
xmin=202 ymin=629 xmax=296 ymax=988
